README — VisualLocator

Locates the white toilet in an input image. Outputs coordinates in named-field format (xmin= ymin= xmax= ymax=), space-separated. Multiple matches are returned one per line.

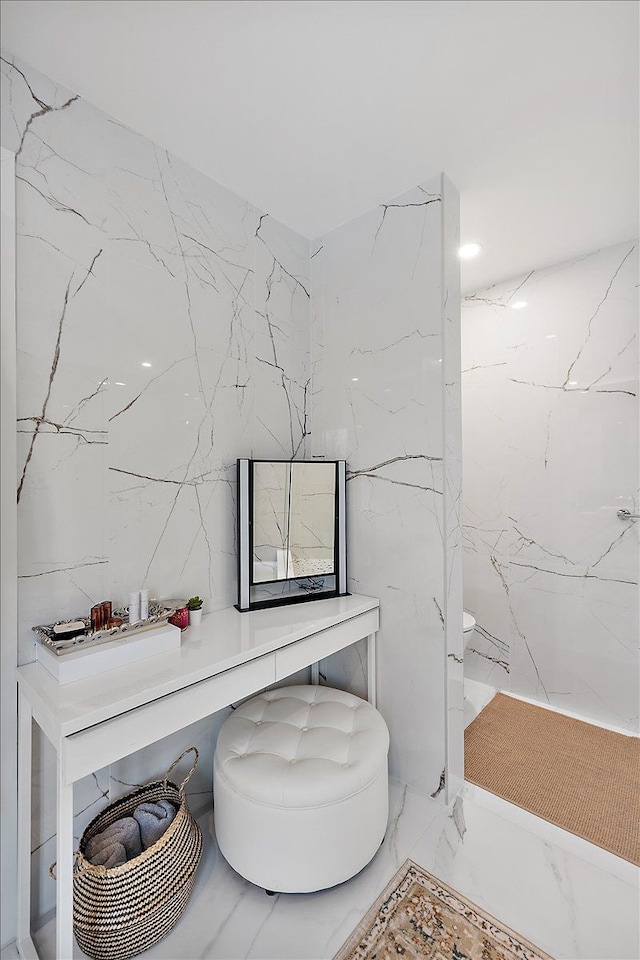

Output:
xmin=463 ymin=611 xmax=476 ymax=649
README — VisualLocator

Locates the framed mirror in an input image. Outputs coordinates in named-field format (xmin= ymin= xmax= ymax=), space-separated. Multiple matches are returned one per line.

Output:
xmin=236 ymin=459 xmax=347 ymax=611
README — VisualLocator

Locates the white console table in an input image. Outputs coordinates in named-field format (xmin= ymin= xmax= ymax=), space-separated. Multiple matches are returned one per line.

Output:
xmin=16 ymin=594 xmax=379 ymax=960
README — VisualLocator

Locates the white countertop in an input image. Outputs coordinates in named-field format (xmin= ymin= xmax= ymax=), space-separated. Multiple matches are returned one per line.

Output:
xmin=17 ymin=594 xmax=379 ymax=737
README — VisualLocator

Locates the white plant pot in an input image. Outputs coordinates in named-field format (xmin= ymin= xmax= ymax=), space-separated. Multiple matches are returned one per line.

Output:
xmin=188 ymin=609 xmax=202 ymax=626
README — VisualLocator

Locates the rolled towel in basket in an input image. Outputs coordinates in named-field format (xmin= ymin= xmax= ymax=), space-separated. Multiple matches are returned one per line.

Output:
xmin=85 ymin=816 xmax=142 ymax=863
xmin=89 ymin=840 xmax=127 ymax=869
xmin=133 ymin=799 xmax=176 ymax=849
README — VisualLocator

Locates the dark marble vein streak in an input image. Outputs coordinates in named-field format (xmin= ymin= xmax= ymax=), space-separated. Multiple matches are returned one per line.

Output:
xmin=562 ymin=244 xmax=636 ymax=388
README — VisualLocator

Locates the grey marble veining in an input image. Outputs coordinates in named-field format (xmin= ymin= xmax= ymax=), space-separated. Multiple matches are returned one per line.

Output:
xmin=462 ymin=239 xmax=639 ymax=730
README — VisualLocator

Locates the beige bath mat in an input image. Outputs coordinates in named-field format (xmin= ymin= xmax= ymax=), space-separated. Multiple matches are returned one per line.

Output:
xmin=464 ymin=692 xmax=640 ymax=865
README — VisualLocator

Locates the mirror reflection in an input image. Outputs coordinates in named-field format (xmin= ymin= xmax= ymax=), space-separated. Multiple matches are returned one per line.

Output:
xmin=252 ymin=461 xmax=336 ymax=583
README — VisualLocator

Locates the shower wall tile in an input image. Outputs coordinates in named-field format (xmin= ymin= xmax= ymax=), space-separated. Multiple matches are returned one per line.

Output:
xmin=462 ymin=239 xmax=639 ymax=732
xmin=1 ymin=48 xmax=310 ymax=924
xmin=461 ymin=294 xmax=511 ymax=684
xmin=312 ymin=175 xmax=463 ymax=798
xmin=462 ymin=550 xmax=510 ymax=684
xmin=509 ymin=559 xmax=639 ymax=729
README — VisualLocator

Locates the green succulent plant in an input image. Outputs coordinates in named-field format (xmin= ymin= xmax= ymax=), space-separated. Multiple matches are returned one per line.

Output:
xmin=187 ymin=596 xmax=203 ymax=611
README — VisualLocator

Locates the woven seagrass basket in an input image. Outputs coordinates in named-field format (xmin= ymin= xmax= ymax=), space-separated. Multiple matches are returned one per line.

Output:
xmin=55 ymin=748 xmax=203 ymax=960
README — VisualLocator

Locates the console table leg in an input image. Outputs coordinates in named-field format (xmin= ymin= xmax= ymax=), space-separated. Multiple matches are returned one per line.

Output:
xmin=366 ymin=634 xmax=377 ymax=707
xmin=56 ymin=770 xmax=74 ymax=960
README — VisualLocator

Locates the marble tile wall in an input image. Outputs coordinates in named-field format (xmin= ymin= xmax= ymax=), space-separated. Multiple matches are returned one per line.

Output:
xmin=2 ymin=47 xmax=462 ymax=931
xmin=1 ymin=48 xmax=310 ymax=923
xmin=311 ymin=174 xmax=463 ymax=799
xmin=462 ymin=239 xmax=639 ymax=732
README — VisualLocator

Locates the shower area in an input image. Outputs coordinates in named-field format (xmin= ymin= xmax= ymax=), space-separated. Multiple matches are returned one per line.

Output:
xmin=461 ymin=237 xmax=639 ymax=734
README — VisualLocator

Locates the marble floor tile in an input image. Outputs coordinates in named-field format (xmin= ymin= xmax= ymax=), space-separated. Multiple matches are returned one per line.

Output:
xmin=32 ymin=778 xmax=439 ymax=960
xmin=30 ymin=775 xmax=639 ymax=960
xmin=409 ymin=784 xmax=639 ymax=960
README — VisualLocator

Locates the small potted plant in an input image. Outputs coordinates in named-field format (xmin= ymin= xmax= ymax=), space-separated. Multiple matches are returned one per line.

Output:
xmin=187 ymin=596 xmax=204 ymax=626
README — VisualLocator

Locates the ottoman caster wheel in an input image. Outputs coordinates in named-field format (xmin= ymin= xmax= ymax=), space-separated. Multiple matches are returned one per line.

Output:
xmin=265 ymin=889 xmax=276 ymax=896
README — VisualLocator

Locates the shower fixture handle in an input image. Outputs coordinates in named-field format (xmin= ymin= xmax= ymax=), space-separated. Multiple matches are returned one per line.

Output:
xmin=617 ymin=508 xmax=640 ymax=521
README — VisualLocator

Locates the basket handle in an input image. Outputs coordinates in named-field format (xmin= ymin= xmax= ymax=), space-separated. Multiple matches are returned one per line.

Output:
xmin=49 ymin=851 xmax=82 ymax=880
xmin=163 ymin=746 xmax=199 ymax=792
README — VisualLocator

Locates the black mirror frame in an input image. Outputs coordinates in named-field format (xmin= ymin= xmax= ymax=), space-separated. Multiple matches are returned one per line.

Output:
xmin=236 ymin=459 xmax=348 ymax=612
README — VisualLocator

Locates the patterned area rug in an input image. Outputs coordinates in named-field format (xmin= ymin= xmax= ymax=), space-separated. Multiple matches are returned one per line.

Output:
xmin=333 ymin=860 xmax=552 ymax=960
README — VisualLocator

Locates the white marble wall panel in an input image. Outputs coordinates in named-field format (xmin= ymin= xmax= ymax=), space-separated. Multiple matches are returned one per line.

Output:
xmin=2 ymin=55 xmax=110 ymax=666
xmin=312 ymin=175 xmax=463 ymax=798
xmin=462 ymin=239 xmax=639 ymax=731
xmin=253 ymin=214 xmax=310 ymax=460
xmin=106 ymin=128 xmax=260 ymax=612
xmin=1 ymin=48 xmax=310 ymax=926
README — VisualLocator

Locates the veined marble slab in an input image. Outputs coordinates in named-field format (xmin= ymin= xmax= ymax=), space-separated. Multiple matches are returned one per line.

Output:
xmin=311 ymin=175 xmax=463 ymax=798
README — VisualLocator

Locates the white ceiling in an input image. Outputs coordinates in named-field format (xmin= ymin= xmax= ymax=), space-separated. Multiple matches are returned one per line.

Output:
xmin=1 ymin=0 xmax=638 ymax=291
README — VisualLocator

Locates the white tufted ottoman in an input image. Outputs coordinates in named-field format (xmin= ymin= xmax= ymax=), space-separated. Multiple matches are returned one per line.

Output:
xmin=213 ymin=684 xmax=390 ymax=893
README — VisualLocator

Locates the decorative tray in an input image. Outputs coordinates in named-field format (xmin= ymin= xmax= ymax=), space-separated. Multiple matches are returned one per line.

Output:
xmin=33 ymin=600 xmax=184 ymax=656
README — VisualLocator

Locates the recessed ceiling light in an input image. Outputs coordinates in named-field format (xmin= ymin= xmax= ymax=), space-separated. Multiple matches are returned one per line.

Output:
xmin=141 ymin=362 xmax=152 ymax=367
xmin=351 ymin=377 xmax=359 ymax=382
xmin=511 ymin=301 xmax=527 ymax=310
xmin=568 ymin=381 xmax=578 ymax=386
xmin=458 ymin=243 xmax=482 ymax=259
xmin=114 ymin=381 xmax=126 ymax=386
